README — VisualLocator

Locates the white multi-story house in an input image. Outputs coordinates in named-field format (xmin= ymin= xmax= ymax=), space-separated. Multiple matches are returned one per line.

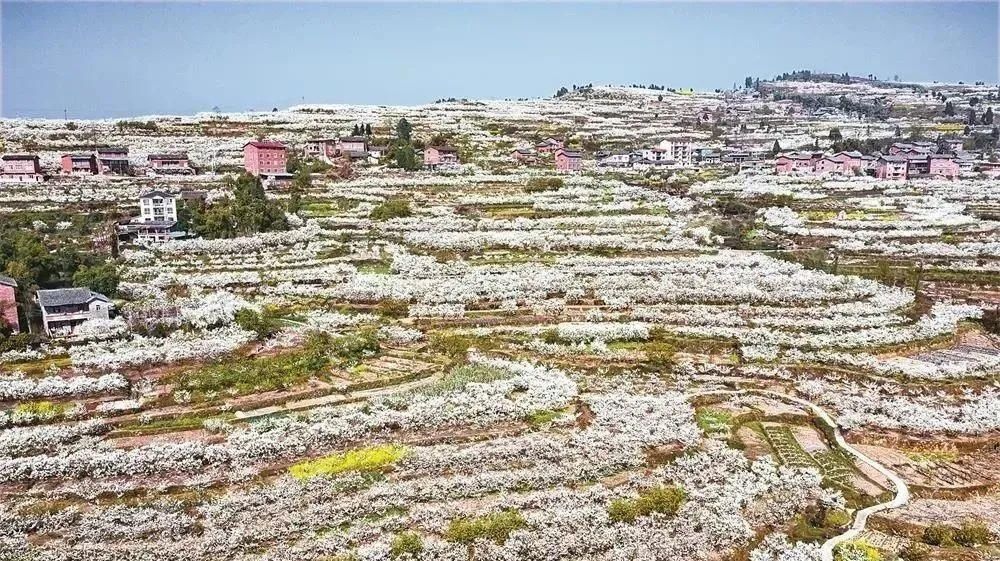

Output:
xmin=36 ymin=288 xmax=113 ymax=338
xmin=139 ymin=190 xmax=177 ymax=222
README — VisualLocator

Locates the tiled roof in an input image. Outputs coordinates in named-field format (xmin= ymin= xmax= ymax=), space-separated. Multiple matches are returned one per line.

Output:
xmin=0 ymin=275 xmax=16 ymax=288
xmin=244 ymin=140 xmax=286 ymax=149
xmin=37 ymin=288 xmax=110 ymax=307
xmin=140 ymin=190 xmax=174 ymax=199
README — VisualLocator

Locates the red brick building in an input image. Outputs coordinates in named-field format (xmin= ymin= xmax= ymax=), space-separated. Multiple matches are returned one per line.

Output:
xmin=243 ymin=140 xmax=288 ymax=176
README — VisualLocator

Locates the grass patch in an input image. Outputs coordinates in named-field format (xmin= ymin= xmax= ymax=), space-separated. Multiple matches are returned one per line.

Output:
xmin=607 ymin=485 xmax=686 ymax=523
xmin=696 ymin=407 xmax=733 ymax=435
xmin=289 ymin=444 xmax=409 ymax=480
xmin=445 ymin=509 xmax=527 ymax=544
xmin=390 ymin=532 xmax=423 ymax=559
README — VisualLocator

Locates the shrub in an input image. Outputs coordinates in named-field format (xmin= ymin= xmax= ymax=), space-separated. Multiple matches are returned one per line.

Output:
xmin=833 ymin=539 xmax=882 ymax=561
xmin=898 ymin=543 xmax=930 ymax=561
xmin=822 ymin=508 xmax=851 ymax=528
xmin=445 ymin=509 xmax=526 ymax=544
xmin=922 ymin=524 xmax=955 ymax=546
xmin=607 ymin=485 xmax=686 ymax=523
xmin=390 ymin=532 xmax=423 ymax=559
xmin=370 ymin=199 xmax=411 ymax=220
xmin=288 ymin=444 xmax=409 ymax=480
xmin=954 ymin=519 xmax=991 ymax=546
xmin=525 ymin=177 xmax=564 ymax=192
xmin=330 ymin=329 xmax=380 ymax=366
xmin=376 ymin=299 xmax=409 ymax=318
xmin=234 ymin=308 xmax=281 ymax=340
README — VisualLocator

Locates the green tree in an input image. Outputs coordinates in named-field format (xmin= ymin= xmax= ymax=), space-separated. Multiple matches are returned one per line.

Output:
xmin=394 ymin=143 xmax=419 ymax=171
xmin=944 ymin=101 xmax=955 ymax=116
xmin=984 ymin=107 xmax=994 ymax=125
xmin=229 ymin=174 xmax=288 ymax=236
xmin=72 ymin=263 xmax=120 ymax=297
xmin=395 ymin=118 xmax=413 ymax=142
xmin=828 ymin=127 xmax=843 ymax=141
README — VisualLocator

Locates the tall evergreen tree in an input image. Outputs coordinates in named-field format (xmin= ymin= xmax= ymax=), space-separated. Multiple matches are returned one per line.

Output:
xmin=983 ymin=107 xmax=994 ymax=125
xmin=396 ymin=118 xmax=413 ymax=142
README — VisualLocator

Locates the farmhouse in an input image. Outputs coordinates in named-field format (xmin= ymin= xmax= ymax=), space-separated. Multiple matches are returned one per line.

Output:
xmin=147 ymin=153 xmax=193 ymax=175
xmin=512 ymin=148 xmax=537 ymax=163
xmin=96 ymin=146 xmax=130 ymax=176
xmin=61 ymin=153 xmax=97 ymax=175
xmin=303 ymin=138 xmax=337 ymax=161
xmin=875 ymin=155 xmax=909 ymax=180
xmin=244 ymin=140 xmax=288 ymax=177
xmin=37 ymin=288 xmax=114 ymax=338
xmin=554 ymin=148 xmax=583 ymax=171
xmin=0 ymin=154 xmax=44 ymax=183
xmin=0 ymin=275 xmax=19 ymax=334
xmin=424 ymin=146 xmax=460 ymax=170
xmin=535 ymin=138 xmax=565 ymax=153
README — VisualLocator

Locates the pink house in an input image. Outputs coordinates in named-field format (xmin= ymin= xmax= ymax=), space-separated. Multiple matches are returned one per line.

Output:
xmin=1 ymin=154 xmax=44 ymax=183
xmin=424 ymin=146 xmax=459 ymax=170
xmin=875 ymin=156 xmax=909 ymax=180
xmin=61 ymin=153 xmax=97 ymax=175
xmin=147 ymin=153 xmax=193 ymax=175
xmin=927 ymin=155 xmax=959 ymax=179
xmin=337 ymin=136 xmax=368 ymax=155
xmin=977 ymin=161 xmax=1000 ymax=177
xmin=0 ymin=275 xmax=19 ymax=334
xmin=536 ymin=138 xmax=565 ymax=154
xmin=554 ymin=148 xmax=583 ymax=171
xmin=243 ymin=140 xmax=288 ymax=176
xmin=512 ymin=148 xmax=537 ymax=163
xmin=774 ymin=152 xmax=816 ymax=174
xmin=814 ymin=155 xmax=847 ymax=175
xmin=95 ymin=146 xmax=130 ymax=175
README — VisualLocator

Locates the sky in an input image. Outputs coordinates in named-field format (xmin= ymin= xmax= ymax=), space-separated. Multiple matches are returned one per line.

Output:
xmin=2 ymin=1 xmax=997 ymax=119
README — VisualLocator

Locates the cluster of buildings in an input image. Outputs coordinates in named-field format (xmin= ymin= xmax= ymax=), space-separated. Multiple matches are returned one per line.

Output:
xmin=775 ymin=142 xmax=963 ymax=180
xmin=0 ymin=275 xmax=114 ymax=339
xmin=302 ymin=136 xmax=388 ymax=165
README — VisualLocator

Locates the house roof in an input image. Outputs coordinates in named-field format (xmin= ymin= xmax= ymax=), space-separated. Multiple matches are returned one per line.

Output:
xmin=244 ymin=140 xmax=286 ymax=149
xmin=96 ymin=146 xmax=128 ymax=153
xmin=147 ymin=153 xmax=188 ymax=160
xmin=0 ymin=275 xmax=16 ymax=288
xmin=429 ymin=146 xmax=458 ymax=153
xmin=37 ymin=288 xmax=110 ymax=307
xmin=140 ymin=190 xmax=174 ymax=199
xmin=62 ymin=153 xmax=94 ymax=159
xmin=879 ymin=155 xmax=909 ymax=163
xmin=339 ymin=136 xmax=367 ymax=143
xmin=556 ymin=149 xmax=582 ymax=158
xmin=513 ymin=148 xmax=534 ymax=155
xmin=2 ymin=154 xmax=39 ymax=161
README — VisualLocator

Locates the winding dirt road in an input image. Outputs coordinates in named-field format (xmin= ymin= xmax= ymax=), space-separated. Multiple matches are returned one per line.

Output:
xmin=690 ymin=389 xmax=910 ymax=561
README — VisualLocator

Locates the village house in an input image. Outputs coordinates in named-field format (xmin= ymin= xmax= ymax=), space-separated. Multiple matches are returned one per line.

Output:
xmin=977 ymin=161 xmax=1000 ymax=177
xmin=927 ymin=155 xmax=960 ymax=179
xmin=554 ymin=148 xmax=583 ymax=171
xmin=37 ymin=288 xmax=113 ymax=338
xmin=368 ymin=145 xmax=388 ymax=160
xmin=597 ymin=153 xmax=632 ymax=168
xmin=511 ymin=148 xmax=537 ymax=164
xmin=244 ymin=140 xmax=288 ymax=177
xmin=95 ymin=146 xmax=130 ymax=176
xmin=147 ymin=153 xmax=193 ymax=175
xmin=118 ymin=191 xmax=183 ymax=244
xmin=61 ymin=153 xmax=97 ymax=175
xmin=303 ymin=138 xmax=337 ymax=161
xmin=337 ymin=136 xmax=368 ymax=155
xmin=0 ymin=275 xmax=19 ymax=334
xmin=424 ymin=146 xmax=460 ymax=170
xmin=535 ymin=138 xmax=565 ymax=154
xmin=0 ymin=154 xmax=44 ymax=183
xmin=875 ymin=155 xmax=909 ymax=180
xmin=775 ymin=152 xmax=819 ymax=174
xmin=660 ymin=140 xmax=696 ymax=166
xmin=640 ymin=147 xmax=674 ymax=165
xmin=888 ymin=141 xmax=936 ymax=156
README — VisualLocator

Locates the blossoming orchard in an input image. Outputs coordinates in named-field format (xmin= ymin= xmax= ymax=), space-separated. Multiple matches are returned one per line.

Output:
xmin=1 ymin=76 xmax=999 ymax=561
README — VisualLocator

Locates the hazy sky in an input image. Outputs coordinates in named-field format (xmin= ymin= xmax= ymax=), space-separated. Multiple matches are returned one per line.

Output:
xmin=2 ymin=1 xmax=997 ymax=119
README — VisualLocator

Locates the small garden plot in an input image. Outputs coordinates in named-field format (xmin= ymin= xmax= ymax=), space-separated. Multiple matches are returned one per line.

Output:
xmin=761 ymin=423 xmax=822 ymax=470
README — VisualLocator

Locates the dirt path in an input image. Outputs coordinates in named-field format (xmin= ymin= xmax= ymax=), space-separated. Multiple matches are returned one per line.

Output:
xmin=688 ymin=388 xmax=911 ymax=561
